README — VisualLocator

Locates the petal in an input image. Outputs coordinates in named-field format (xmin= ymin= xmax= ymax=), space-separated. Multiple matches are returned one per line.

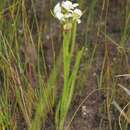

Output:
xmin=54 ymin=3 xmax=61 ymax=14
xmin=77 ymin=19 xmax=81 ymax=24
xmin=55 ymin=12 xmax=64 ymax=20
xmin=72 ymin=3 xmax=79 ymax=8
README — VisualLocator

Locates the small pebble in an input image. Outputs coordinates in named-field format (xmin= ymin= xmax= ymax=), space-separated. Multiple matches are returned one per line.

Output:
xmin=82 ymin=105 xmax=87 ymax=118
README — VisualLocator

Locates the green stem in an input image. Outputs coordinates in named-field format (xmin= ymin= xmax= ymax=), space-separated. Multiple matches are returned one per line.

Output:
xmin=70 ymin=22 xmax=77 ymax=58
xmin=55 ymin=22 xmax=82 ymax=130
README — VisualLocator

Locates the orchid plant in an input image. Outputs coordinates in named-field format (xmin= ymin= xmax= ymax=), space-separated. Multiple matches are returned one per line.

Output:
xmin=53 ymin=1 xmax=84 ymax=130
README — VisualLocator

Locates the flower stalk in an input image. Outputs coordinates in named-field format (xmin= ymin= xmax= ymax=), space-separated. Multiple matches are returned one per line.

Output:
xmin=53 ymin=1 xmax=83 ymax=130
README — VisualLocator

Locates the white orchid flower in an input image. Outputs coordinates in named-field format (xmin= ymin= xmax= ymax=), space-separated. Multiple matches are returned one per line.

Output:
xmin=62 ymin=1 xmax=79 ymax=12
xmin=73 ymin=9 xmax=82 ymax=17
xmin=73 ymin=9 xmax=82 ymax=23
xmin=53 ymin=1 xmax=83 ymax=25
xmin=53 ymin=3 xmax=64 ymax=21
xmin=62 ymin=1 xmax=73 ymax=10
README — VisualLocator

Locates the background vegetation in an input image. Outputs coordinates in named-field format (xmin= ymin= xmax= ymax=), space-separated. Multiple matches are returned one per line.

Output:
xmin=0 ymin=0 xmax=130 ymax=130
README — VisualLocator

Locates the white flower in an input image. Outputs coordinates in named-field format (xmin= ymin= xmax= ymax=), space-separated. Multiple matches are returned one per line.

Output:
xmin=61 ymin=1 xmax=79 ymax=12
xmin=53 ymin=1 xmax=83 ymax=24
xmin=73 ymin=9 xmax=82 ymax=23
xmin=53 ymin=3 xmax=65 ymax=21
xmin=73 ymin=9 xmax=82 ymax=17
xmin=62 ymin=1 xmax=73 ymax=10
